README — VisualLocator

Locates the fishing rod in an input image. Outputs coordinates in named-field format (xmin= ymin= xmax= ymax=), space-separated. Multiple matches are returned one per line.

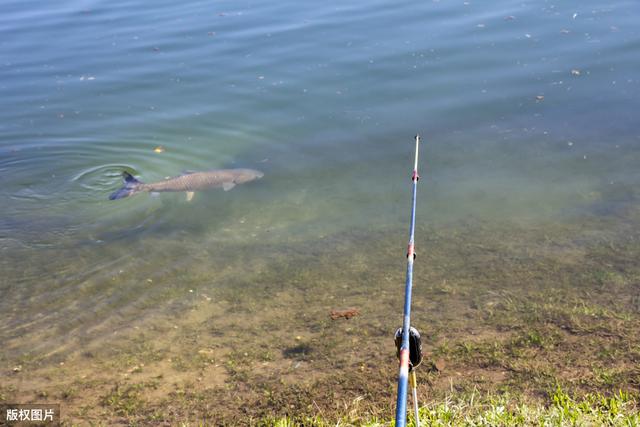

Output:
xmin=394 ymin=135 xmax=424 ymax=427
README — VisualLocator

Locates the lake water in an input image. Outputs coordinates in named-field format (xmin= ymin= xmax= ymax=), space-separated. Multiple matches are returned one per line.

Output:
xmin=1 ymin=0 xmax=639 ymax=418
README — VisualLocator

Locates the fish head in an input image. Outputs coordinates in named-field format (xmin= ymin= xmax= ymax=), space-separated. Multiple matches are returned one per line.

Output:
xmin=234 ymin=169 xmax=264 ymax=184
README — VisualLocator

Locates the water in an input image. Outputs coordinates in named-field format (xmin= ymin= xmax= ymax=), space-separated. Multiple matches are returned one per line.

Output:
xmin=1 ymin=0 xmax=639 ymax=413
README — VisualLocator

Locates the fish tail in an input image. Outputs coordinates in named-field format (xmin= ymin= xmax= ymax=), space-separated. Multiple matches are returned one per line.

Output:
xmin=109 ymin=172 xmax=143 ymax=200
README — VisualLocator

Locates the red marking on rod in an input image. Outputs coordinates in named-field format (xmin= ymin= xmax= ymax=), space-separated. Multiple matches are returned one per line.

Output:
xmin=407 ymin=243 xmax=415 ymax=259
xmin=399 ymin=348 xmax=410 ymax=369
xmin=411 ymin=170 xmax=420 ymax=181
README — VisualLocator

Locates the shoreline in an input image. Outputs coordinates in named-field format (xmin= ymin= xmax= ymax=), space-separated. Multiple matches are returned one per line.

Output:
xmin=3 ymin=206 xmax=640 ymax=424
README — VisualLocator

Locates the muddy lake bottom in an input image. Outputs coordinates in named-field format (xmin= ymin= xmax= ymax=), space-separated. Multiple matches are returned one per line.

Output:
xmin=2 ymin=205 xmax=640 ymax=425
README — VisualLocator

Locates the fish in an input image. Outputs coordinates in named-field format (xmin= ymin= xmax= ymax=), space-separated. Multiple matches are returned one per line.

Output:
xmin=109 ymin=168 xmax=264 ymax=200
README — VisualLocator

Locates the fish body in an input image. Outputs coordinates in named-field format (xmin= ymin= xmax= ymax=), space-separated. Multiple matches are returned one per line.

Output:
xmin=109 ymin=168 xmax=263 ymax=200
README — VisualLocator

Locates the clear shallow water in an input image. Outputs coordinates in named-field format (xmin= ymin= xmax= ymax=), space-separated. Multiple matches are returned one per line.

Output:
xmin=1 ymin=0 xmax=639 ymax=357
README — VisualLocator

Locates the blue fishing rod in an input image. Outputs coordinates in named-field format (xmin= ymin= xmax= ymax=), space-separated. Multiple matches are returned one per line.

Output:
xmin=394 ymin=135 xmax=424 ymax=427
